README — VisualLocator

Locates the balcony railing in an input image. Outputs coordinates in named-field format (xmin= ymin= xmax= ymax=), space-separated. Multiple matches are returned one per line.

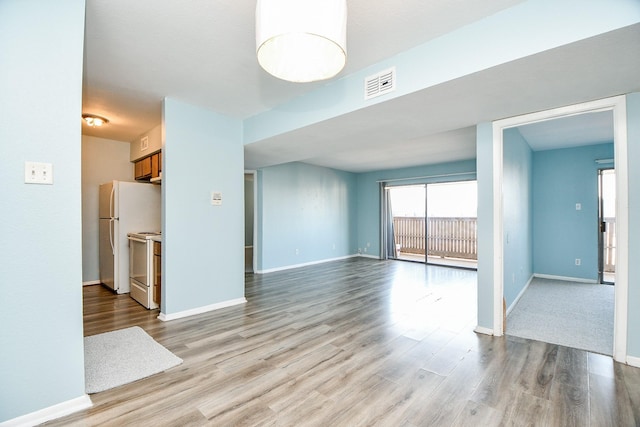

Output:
xmin=393 ymin=216 xmax=477 ymax=260
xmin=603 ymin=217 xmax=616 ymax=273
xmin=394 ymin=216 xmax=617 ymax=272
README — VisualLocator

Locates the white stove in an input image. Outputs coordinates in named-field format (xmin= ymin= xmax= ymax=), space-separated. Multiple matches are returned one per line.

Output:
xmin=127 ymin=232 xmax=161 ymax=309
xmin=128 ymin=231 xmax=161 ymax=240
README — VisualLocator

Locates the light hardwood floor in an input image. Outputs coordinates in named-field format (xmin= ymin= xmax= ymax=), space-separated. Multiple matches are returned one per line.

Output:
xmin=45 ymin=258 xmax=640 ymax=426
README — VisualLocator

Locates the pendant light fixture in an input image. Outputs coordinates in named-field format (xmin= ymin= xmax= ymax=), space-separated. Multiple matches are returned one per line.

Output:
xmin=256 ymin=0 xmax=347 ymax=83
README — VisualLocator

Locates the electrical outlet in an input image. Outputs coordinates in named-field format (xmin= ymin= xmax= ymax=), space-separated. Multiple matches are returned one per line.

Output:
xmin=295 ymin=248 xmax=299 ymax=255
xmin=575 ymin=203 xmax=582 ymax=211
xmin=575 ymin=258 xmax=581 ymax=266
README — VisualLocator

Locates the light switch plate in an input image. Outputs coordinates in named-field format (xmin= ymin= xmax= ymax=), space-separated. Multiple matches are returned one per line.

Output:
xmin=24 ymin=161 xmax=53 ymax=184
xmin=211 ymin=191 xmax=222 ymax=206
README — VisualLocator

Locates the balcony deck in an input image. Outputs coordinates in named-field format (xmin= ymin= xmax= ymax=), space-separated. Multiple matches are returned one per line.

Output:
xmin=396 ymin=252 xmax=478 ymax=269
xmin=393 ymin=216 xmax=616 ymax=280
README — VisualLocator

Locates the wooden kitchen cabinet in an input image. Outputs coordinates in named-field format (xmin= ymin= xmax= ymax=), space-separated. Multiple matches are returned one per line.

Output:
xmin=134 ymin=155 xmax=152 ymax=180
xmin=151 ymin=152 xmax=160 ymax=178
xmin=134 ymin=151 xmax=161 ymax=181
xmin=134 ymin=159 xmax=142 ymax=179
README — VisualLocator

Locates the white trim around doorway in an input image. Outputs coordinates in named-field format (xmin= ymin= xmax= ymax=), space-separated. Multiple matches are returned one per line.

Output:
xmin=491 ymin=95 xmax=628 ymax=363
xmin=245 ymin=170 xmax=258 ymax=274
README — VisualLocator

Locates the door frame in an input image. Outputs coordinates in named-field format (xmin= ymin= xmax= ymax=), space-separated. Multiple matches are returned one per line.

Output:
xmin=491 ymin=95 xmax=628 ymax=363
xmin=382 ymin=180 xmax=478 ymax=266
xmin=598 ymin=168 xmax=616 ymax=285
xmin=382 ymin=183 xmax=427 ymax=261
xmin=244 ymin=170 xmax=258 ymax=273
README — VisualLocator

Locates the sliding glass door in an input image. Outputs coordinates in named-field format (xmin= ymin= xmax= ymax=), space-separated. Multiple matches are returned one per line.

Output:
xmin=598 ymin=168 xmax=616 ymax=284
xmin=384 ymin=181 xmax=477 ymax=269
xmin=387 ymin=185 xmax=426 ymax=261
xmin=426 ymin=181 xmax=477 ymax=268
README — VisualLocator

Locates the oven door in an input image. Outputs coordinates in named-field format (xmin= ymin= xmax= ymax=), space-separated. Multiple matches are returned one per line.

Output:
xmin=128 ymin=236 xmax=148 ymax=286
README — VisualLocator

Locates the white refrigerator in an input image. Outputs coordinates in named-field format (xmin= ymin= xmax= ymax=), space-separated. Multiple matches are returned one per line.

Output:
xmin=99 ymin=180 xmax=161 ymax=294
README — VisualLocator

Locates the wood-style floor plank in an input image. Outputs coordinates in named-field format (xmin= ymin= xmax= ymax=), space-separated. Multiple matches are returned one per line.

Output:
xmin=43 ymin=258 xmax=640 ymax=426
xmin=589 ymin=370 xmax=636 ymax=427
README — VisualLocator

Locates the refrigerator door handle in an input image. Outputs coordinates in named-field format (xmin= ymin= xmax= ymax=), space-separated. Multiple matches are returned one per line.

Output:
xmin=109 ymin=218 xmax=115 ymax=255
xmin=109 ymin=185 xmax=115 ymax=218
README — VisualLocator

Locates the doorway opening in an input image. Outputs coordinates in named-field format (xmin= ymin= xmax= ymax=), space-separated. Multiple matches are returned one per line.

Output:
xmin=490 ymin=95 xmax=628 ymax=363
xmin=386 ymin=181 xmax=477 ymax=269
xmin=244 ymin=172 xmax=257 ymax=273
xmin=599 ymin=168 xmax=616 ymax=285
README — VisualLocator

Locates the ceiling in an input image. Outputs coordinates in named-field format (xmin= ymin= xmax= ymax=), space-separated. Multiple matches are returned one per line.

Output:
xmin=82 ymin=1 xmax=640 ymax=173
xmin=518 ymin=111 xmax=614 ymax=152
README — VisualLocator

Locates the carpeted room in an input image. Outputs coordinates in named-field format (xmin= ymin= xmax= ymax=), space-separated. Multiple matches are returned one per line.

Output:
xmin=502 ymin=126 xmax=617 ymax=356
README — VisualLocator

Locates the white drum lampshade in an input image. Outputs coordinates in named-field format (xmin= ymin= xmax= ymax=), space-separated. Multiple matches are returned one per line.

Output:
xmin=256 ymin=0 xmax=347 ymax=83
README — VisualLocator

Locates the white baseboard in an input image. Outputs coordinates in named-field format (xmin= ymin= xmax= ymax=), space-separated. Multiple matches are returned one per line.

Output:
xmin=82 ymin=280 xmax=101 ymax=287
xmin=158 ymin=297 xmax=247 ymax=322
xmin=256 ymin=254 xmax=358 ymax=274
xmin=0 ymin=394 xmax=92 ymax=427
xmin=358 ymin=253 xmax=381 ymax=260
xmin=474 ymin=325 xmax=494 ymax=336
xmin=626 ymin=355 xmax=640 ymax=368
xmin=533 ymin=273 xmax=598 ymax=284
xmin=506 ymin=274 xmax=534 ymax=316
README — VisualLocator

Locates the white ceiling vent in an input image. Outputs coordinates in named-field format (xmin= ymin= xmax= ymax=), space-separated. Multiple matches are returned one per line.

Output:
xmin=364 ymin=67 xmax=396 ymax=100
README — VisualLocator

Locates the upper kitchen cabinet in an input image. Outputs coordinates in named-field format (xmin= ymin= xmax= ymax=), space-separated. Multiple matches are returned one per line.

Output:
xmin=151 ymin=151 xmax=161 ymax=179
xmin=131 ymin=124 xmax=162 ymax=183
xmin=134 ymin=155 xmax=152 ymax=179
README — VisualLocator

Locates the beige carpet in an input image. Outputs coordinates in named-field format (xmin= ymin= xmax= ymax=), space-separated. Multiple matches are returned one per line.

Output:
xmin=84 ymin=326 xmax=183 ymax=394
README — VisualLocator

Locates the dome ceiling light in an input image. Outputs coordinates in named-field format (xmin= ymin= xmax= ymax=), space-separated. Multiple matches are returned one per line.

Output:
xmin=82 ymin=114 xmax=109 ymax=127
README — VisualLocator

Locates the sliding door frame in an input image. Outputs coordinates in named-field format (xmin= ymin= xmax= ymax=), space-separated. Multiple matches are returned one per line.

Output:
xmin=597 ymin=168 xmax=615 ymax=285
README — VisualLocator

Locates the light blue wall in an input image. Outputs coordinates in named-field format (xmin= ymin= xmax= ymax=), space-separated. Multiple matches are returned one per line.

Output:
xmin=0 ymin=0 xmax=87 ymax=422
xmin=532 ymin=143 xmax=614 ymax=281
xmin=258 ymin=162 xmax=357 ymax=271
xmin=162 ymin=98 xmax=245 ymax=314
xmin=244 ymin=0 xmax=640 ymax=145
xmin=626 ymin=93 xmax=640 ymax=358
xmin=476 ymin=123 xmax=495 ymax=330
xmin=503 ymin=129 xmax=533 ymax=307
xmin=0 ymin=2 xmax=638 ymax=423
xmin=356 ymin=160 xmax=477 ymax=258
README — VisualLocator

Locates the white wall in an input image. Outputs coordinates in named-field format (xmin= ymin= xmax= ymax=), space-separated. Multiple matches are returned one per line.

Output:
xmin=130 ymin=124 xmax=162 ymax=162
xmin=82 ymin=135 xmax=134 ymax=283
xmin=0 ymin=0 xmax=89 ymax=423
